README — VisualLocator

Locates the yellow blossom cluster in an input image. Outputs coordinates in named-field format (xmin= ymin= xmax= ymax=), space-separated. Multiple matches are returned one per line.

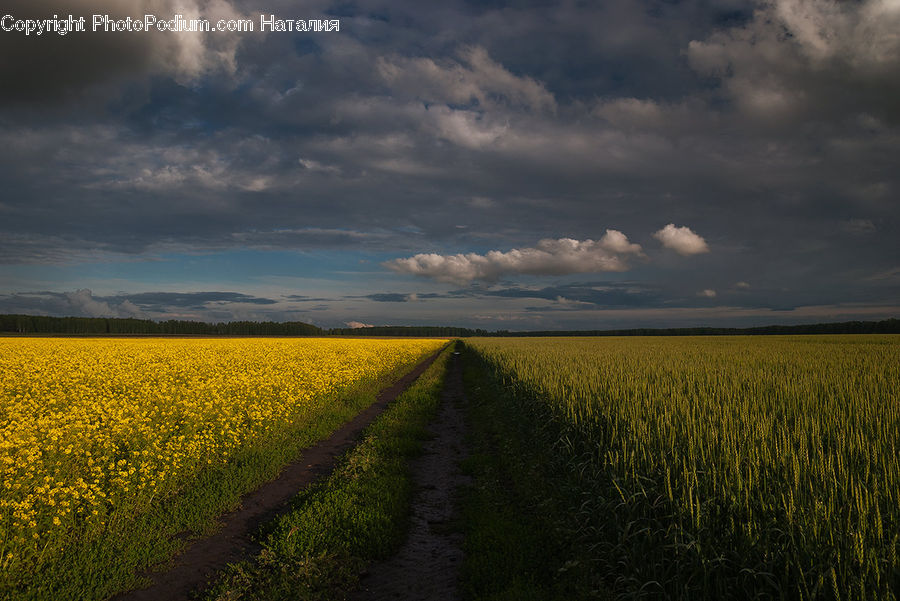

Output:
xmin=0 ymin=337 xmax=443 ymax=570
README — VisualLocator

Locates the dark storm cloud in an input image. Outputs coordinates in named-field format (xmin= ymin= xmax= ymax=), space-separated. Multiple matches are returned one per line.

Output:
xmin=124 ymin=291 xmax=277 ymax=308
xmin=0 ymin=290 xmax=280 ymax=316
xmin=363 ymin=293 xmax=409 ymax=303
xmin=282 ymin=294 xmax=334 ymax=302
xmin=0 ymin=0 xmax=251 ymax=106
xmin=470 ymin=282 xmax=662 ymax=308
xmin=350 ymin=283 xmax=663 ymax=308
xmin=0 ymin=290 xmax=146 ymax=318
xmin=441 ymin=274 xmax=899 ymax=315
xmin=686 ymin=0 xmax=900 ymax=125
xmin=1 ymin=0 xmax=898 ymax=324
xmin=446 ymin=280 xmax=760 ymax=312
xmin=231 ymin=228 xmax=396 ymax=250
xmin=355 ymin=292 xmax=444 ymax=302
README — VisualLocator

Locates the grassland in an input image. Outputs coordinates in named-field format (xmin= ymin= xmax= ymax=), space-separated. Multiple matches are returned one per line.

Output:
xmin=0 ymin=337 xmax=445 ymax=600
xmin=463 ymin=335 xmax=899 ymax=600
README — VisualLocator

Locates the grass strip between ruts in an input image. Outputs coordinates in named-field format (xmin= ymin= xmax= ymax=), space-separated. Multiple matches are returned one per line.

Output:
xmin=202 ymin=345 xmax=452 ymax=601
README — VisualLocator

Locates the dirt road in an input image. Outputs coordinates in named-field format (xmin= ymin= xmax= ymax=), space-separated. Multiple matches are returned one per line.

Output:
xmin=353 ymin=350 xmax=470 ymax=601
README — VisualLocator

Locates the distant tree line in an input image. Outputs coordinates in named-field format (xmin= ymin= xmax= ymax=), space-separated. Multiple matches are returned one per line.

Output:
xmin=0 ymin=314 xmax=896 ymax=337
xmin=327 ymin=325 xmax=490 ymax=337
xmin=0 ymin=315 xmax=323 ymax=336
xmin=491 ymin=318 xmax=900 ymax=337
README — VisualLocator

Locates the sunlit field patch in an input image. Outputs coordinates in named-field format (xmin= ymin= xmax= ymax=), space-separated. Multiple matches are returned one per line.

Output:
xmin=0 ymin=337 xmax=444 ymax=587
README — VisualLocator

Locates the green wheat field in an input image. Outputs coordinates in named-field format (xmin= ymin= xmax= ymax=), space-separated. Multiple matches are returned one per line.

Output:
xmin=465 ymin=335 xmax=899 ymax=599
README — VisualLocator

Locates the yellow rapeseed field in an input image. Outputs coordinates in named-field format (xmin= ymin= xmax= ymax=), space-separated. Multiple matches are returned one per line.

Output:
xmin=0 ymin=337 xmax=444 ymax=574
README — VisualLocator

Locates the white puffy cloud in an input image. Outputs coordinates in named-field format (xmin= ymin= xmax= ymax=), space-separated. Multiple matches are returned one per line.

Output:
xmin=593 ymin=97 xmax=665 ymax=130
xmin=346 ymin=320 xmax=374 ymax=329
xmin=64 ymin=288 xmax=116 ymax=317
xmin=63 ymin=289 xmax=145 ymax=318
xmin=385 ymin=230 xmax=643 ymax=284
xmin=428 ymin=106 xmax=508 ymax=149
xmin=653 ymin=224 xmax=709 ymax=256
xmin=771 ymin=0 xmax=900 ymax=68
xmin=698 ymin=289 xmax=717 ymax=298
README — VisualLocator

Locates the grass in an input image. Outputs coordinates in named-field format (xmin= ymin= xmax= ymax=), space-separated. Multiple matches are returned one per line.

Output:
xmin=458 ymin=343 xmax=607 ymax=601
xmin=201 ymin=344 xmax=452 ymax=601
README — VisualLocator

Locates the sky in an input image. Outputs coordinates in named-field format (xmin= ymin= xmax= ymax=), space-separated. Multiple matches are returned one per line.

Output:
xmin=0 ymin=0 xmax=897 ymax=330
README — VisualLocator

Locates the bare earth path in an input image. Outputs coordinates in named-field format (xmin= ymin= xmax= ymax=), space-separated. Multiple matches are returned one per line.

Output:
xmin=353 ymin=350 xmax=470 ymax=601
xmin=112 ymin=347 xmax=446 ymax=601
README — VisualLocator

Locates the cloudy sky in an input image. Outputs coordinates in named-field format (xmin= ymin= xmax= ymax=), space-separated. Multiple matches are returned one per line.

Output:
xmin=0 ymin=0 xmax=897 ymax=330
